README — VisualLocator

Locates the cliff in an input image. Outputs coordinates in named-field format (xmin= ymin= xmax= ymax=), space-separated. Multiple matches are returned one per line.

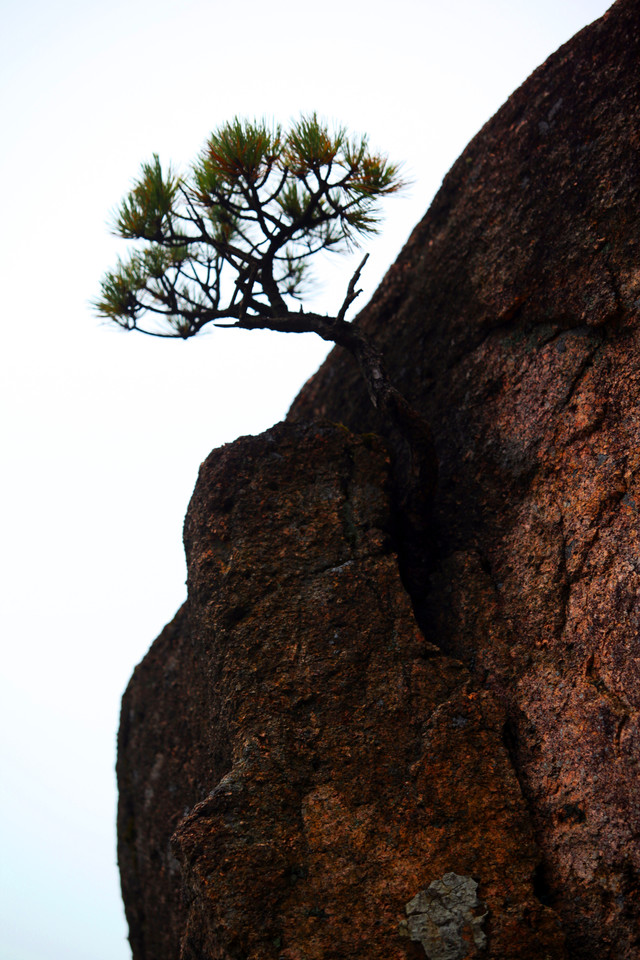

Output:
xmin=117 ymin=2 xmax=640 ymax=957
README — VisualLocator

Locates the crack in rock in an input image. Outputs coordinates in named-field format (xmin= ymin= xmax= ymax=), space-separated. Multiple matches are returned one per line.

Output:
xmin=399 ymin=873 xmax=487 ymax=959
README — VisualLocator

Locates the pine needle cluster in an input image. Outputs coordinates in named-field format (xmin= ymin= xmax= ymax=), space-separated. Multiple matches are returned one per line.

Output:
xmin=96 ymin=114 xmax=405 ymax=339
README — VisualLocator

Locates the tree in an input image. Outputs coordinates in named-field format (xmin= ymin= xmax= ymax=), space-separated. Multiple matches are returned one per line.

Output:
xmin=97 ymin=115 xmax=437 ymax=563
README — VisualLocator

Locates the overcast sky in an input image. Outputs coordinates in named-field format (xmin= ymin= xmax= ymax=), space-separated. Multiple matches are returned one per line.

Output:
xmin=1 ymin=2 xmax=612 ymax=958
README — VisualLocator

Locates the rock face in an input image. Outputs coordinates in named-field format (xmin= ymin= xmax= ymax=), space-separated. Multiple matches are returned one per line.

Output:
xmin=290 ymin=1 xmax=640 ymax=956
xmin=118 ymin=2 xmax=640 ymax=958
xmin=118 ymin=422 xmax=563 ymax=958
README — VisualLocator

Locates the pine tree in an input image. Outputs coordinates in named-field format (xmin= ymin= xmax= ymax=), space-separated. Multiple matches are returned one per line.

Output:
xmin=97 ymin=115 xmax=437 ymax=582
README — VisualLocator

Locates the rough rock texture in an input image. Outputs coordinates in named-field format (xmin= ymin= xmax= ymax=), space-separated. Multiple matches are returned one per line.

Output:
xmin=118 ymin=422 xmax=564 ymax=959
xmin=118 ymin=2 xmax=640 ymax=957
xmin=289 ymin=1 xmax=640 ymax=956
xmin=400 ymin=873 xmax=488 ymax=959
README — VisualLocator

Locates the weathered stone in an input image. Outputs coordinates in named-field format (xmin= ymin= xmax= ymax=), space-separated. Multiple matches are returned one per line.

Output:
xmin=400 ymin=873 xmax=487 ymax=960
xmin=118 ymin=422 xmax=564 ymax=958
xmin=290 ymin=1 xmax=640 ymax=956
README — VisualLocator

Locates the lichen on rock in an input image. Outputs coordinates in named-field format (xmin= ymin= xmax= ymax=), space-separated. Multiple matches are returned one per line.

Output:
xmin=400 ymin=873 xmax=487 ymax=959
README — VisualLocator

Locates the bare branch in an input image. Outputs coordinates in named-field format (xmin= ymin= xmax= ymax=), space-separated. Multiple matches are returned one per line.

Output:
xmin=337 ymin=253 xmax=369 ymax=322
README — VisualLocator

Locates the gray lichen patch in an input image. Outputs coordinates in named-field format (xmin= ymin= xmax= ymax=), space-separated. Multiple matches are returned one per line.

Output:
xmin=399 ymin=873 xmax=487 ymax=959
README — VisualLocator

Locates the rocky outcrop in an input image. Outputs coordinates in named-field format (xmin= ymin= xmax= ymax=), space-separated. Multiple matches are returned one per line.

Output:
xmin=291 ymin=1 xmax=640 ymax=956
xmin=118 ymin=2 xmax=640 ymax=957
xmin=118 ymin=422 xmax=564 ymax=958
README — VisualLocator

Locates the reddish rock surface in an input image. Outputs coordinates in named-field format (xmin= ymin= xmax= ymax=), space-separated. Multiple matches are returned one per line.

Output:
xmin=118 ymin=2 xmax=640 ymax=957
xmin=290 ymin=1 xmax=640 ymax=956
xmin=118 ymin=422 xmax=564 ymax=958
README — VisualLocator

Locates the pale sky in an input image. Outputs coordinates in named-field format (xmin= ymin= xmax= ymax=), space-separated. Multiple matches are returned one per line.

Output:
xmin=0 ymin=2 xmax=612 ymax=958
